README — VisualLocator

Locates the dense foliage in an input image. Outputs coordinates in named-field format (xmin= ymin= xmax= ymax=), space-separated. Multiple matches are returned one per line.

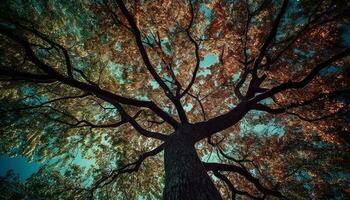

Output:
xmin=0 ymin=0 xmax=349 ymax=199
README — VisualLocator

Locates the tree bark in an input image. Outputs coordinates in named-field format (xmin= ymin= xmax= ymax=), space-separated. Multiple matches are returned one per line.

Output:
xmin=163 ymin=126 xmax=222 ymax=200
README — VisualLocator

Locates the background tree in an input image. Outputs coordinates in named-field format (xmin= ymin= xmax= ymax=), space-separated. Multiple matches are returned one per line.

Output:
xmin=0 ymin=0 xmax=350 ymax=199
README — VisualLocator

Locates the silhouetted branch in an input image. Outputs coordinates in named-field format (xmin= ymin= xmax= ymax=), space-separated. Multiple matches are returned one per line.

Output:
xmin=107 ymin=101 xmax=168 ymax=141
xmin=115 ymin=0 xmax=188 ymax=124
xmin=252 ymin=88 xmax=350 ymax=118
xmin=251 ymin=48 xmax=350 ymax=103
xmin=195 ymin=47 xmax=350 ymax=141
xmin=204 ymin=162 xmax=286 ymax=199
xmin=251 ymin=0 xmax=289 ymax=77
xmin=180 ymin=1 xmax=201 ymax=99
xmin=286 ymin=103 xmax=349 ymax=122
xmin=0 ymin=22 xmax=180 ymax=129
xmin=85 ymin=143 xmax=165 ymax=198
xmin=246 ymin=0 xmax=289 ymax=99
xmin=2 ymin=93 xmax=90 ymax=113
xmin=213 ymin=171 xmax=262 ymax=200
xmin=13 ymin=22 xmax=75 ymax=78
xmin=146 ymin=31 xmax=182 ymax=96
xmin=187 ymin=92 xmax=207 ymax=120
xmin=0 ymin=66 xmax=56 ymax=83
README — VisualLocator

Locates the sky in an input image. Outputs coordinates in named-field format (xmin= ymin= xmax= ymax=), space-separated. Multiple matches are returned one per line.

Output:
xmin=0 ymin=154 xmax=40 ymax=181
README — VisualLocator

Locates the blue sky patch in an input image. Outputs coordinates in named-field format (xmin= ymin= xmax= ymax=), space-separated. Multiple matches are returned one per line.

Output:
xmin=199 ymin=4 xmax=212 ymax=21
xmin=197 ymin=54 xmax=219 ymax=77
xmin=342 ymin=24 xmax=350 ymax=47
xmin=200 ymin=54 xmax=219 ymax=68
xmin=0 ymin=154 xmax=40 ymax=181
xmin=319 ymin=65 xmax=342 ymax=76
xmin=183 ymin=103 xmax=193 ymax=112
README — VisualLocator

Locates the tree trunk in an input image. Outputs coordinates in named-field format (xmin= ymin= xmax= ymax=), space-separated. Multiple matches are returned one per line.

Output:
xmin=163 ymin=126 xmax=222 ymax=200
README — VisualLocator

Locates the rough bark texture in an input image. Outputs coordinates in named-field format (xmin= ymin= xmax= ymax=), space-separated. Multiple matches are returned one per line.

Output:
xmin=163 ymin=125 xmax=223 ymax=200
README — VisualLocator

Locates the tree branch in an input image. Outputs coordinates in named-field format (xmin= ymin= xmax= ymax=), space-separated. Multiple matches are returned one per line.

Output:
xmin=204 ymin=162 xmax=286 ymax=199
xmin=0 ymin=67 xmax=56 ymax=83
xmin=86 ymin=143 xmax=165 ymax=197
xmin=194 ymin=47 xmax=350 ymax=141
xmin=13 ymin=22 xmax=75 ymax=78
xmin=194 ymin=102 xmax=251 ymax=141
xmin=2 ymin=93 xmax=90 ymax=112
xmin=115 ymin=0 xmax=188 ymax=124
xmin=252 ymin=88 xmax=350 ymax=115
xmin=180 ymin=1 xmax=201 ymax=99
xmin=246 ymin=0 xmax=289 ymax=99
xmin=107 ymin=101 xmax=168 ymax=141
xmin=251 ymin=0 xmax=289 ymax=77
xmin=251 ymin=48 xmax=350 ymax=104
xmin=0 ymin=23 xmax=180 ymax=129
xmin=234 ymin=0 xmax=272 ymax=100
xmin=213 ymin=171 xmax=262 ymax=200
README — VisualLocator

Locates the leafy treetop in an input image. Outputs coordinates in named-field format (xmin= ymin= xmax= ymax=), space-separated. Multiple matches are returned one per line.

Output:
xmin=0 ymin=0 xmax=349 ymax=199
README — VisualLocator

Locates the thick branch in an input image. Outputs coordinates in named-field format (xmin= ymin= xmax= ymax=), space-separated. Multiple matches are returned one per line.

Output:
xmin=251 ymin=48 xmax=350 ymax=104
xmin=204 ymin=162 xmax=285 ymax=199
xmin=194 ymin=102 xmax=251 ymax=141
xmin=0 ymin=67 xmax=56 ymax=83
xmin=213 ymin=171 xmax=262 ymax=200
xmin=252 ymin=88 xmax=350 ymax=115
xmin=234 ymin=69 xmax=249 ymax=100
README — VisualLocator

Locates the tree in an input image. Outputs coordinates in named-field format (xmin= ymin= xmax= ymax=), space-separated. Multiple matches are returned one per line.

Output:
xmin=0 ymin=0 xmax=349 ymax=199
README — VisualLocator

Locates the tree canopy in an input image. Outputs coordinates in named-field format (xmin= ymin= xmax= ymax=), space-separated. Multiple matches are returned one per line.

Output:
xmin=0 ymin=0 xmax=350 ymax=199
